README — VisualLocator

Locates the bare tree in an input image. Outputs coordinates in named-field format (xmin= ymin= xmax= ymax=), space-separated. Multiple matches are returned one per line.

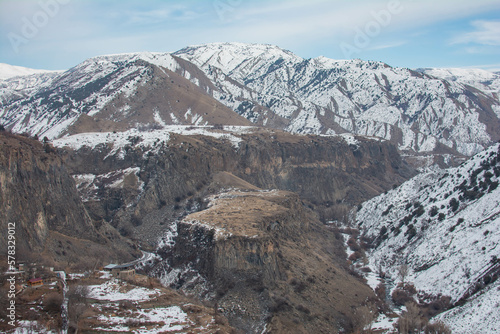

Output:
xmin=425 ymin=320 xmax=452 ymax=334
xmin=67 ymin=285 xmax=89 ymax=333
xmin=398 ymin=263 xmax=410 ymax=285
xmin=398 ymin=302 xmax=424 ymax=334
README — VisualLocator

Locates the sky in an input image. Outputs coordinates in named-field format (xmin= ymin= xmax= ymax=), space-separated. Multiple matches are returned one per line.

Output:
xmin=1 ymin=0 xmax=500 ymax=71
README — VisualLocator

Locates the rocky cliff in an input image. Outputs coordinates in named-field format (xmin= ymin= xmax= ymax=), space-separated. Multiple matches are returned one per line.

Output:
xmin=53 ymin=127 xmax=415 ymax=246
xmin=150 ymin=188 xmax=378 ymax=333
xmin=0 ymin=131 xmax=139 ymax=269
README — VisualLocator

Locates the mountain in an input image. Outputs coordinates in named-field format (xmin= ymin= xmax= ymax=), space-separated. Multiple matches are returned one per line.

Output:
xmin=0 ymin=63 xmax=61 ymax=81
xmin=2 ymin=43 xmax=500 ymax=165
xmin=418 ymin=67 xmax=500 ymax=99
xmin=0 ymin=52 xmax=251 ymax=139
xmin=175 ymin=43 xmax=500 ymax=159
xmin=355 ymin=143 xmax=500 ymax=333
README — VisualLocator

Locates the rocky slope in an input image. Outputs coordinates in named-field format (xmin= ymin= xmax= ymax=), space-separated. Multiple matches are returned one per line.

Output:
xmin=148 ymin=187 xmax=377 ymax=334
xmin=355 ymin=143 xmax=500 ymax=333
xmin=175 ymin=43 xmax=500 ymax=158
xmin=418 ymin=67 xmax=500 ymax=99
xmin=0 ymin=53 xmax=250 ymax=139
xmin=1 ymin=43 xmax=499 ymax=166
xmin=51 ymin=126 xmax=414 ymax=246
xmin=0 ymin=131 xmax=139 ymax=269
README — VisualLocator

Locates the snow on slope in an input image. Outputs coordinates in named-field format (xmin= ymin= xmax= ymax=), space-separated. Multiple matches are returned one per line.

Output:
xmin=175 ymin=43 xmax=500 ymax=157
xmin=2 ymin=44 xmax=500 ymax=158
xmin=0 ymin=63 xmax=61 ymax=80
xmin=0 ymin=52 xmax=188 ymax=139
xmin=355 ymin=143 xmax=500 ymax=331
xmin=419 ymin=67 xmax=500 ymax=99
xmin=52 ymin=126 xmax=254 ymax=153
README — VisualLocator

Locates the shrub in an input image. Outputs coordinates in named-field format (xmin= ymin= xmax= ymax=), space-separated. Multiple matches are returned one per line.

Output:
xmin=269 ymin=296 xmax=291 ymax=313
xmin=425 ymin=321 xmax=452 ymax=334
xmin=449 ymin=198 xmax=460 ymax=212
xmin=438 ymin=213 xmax=446 ymax=222
xmin=382 ymin=205 xmax=393 ymax=216
xmin=429 ymin=206 xmax=439 ymax=217
xmin=43 ymin=292 xmax=63 ymax=314
xmin=392 ymin=289 xmax=412 ymax=306
xmin=397 ymin=302 xmax=424 ymax=334
xmin=375 ymin=283 xmax=386 ymax=299
xmin=348 ymin=251 xmax=363 ymax=262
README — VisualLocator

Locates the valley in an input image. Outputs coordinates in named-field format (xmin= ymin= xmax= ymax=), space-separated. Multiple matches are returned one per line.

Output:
xmin=1 ymin=42 xmax=500 ymax=333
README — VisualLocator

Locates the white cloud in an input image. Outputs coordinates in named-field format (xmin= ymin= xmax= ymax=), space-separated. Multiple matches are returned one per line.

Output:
xmin=368 ymin=41 xmax=408 ymax=51
xmin=452 ymin=20 xmax=500 ymax=46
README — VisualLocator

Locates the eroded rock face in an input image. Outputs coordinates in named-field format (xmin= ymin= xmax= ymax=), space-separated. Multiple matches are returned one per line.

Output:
xmin=150 ymin=190 xmax=377 ymax=333
xmin=0 ymin=132 xmax=138 ymax=268
xmin=58 ymin=129 xmax=415 ymax=245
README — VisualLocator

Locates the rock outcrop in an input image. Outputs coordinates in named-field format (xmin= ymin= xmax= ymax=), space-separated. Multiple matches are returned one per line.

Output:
xmin=55 ymin=128 xmax=415 ymax=246
xmin=152 ymin=189 xmax=377 ymax=333
xmin=0 ymin=131 xmax=139 ymax=268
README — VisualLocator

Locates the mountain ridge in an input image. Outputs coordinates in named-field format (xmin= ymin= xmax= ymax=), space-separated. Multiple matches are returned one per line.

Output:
xmin=1 ymin=42 xmax=500 ymax=165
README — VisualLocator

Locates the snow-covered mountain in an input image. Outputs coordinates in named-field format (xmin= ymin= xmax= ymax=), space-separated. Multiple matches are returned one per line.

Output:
xmin=355 ymin=143 xmax=500 ymax=333
xmin=0 ymin=63 xmax=61 ymax=81
xmin=175 ymin=43 xmax=500 ymax=157
xmin=418 ymin=67 xmax=500 ymax=99
xmin=1 ymin=43 xmax=500 ymax=160
xmin=0 ymin=52 xmax=250 ymax=139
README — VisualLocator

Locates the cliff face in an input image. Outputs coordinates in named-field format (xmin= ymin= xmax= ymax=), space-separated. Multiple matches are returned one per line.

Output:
xmin=152 ymin=190 xmax=377 ymax=333
xmin=0 ymin=132 xmax=138 ymax=268
xmin=55 ymin=129 xmax=415 ymax=246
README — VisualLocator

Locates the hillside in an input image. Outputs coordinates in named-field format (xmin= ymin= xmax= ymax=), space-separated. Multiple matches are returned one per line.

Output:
xmin=146 ymin=188 xmax=377 ymax=333
xmin=0 ymin=52 xmax=250 ymax=139
xmin=175 ymin=43 xmax=500 ymax=159
xmin=0 ymin=131 xmax=139 ymax=269
xmin=355 ymin=143 xmax=500 ymax=333
xmin=51 ymin=126 xmax=414 ymax=242
xmin=1 ymin=43 xmax=499 ymax=167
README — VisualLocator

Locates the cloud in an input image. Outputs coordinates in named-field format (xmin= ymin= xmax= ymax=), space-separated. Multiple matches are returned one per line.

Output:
xmin=368 ymin=41 xmax=408 ymax=51
xmin=452 ymin=20 xmax=500 ymax=46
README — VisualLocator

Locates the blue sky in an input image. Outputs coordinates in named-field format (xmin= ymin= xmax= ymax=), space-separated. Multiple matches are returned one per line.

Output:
xmin=1 ymin=0 xmax=500 ymax=71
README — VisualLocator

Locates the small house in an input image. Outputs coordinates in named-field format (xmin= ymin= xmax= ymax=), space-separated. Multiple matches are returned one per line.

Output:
xmin=104 ymin=263 xmax=135 ymax=280
xmin=27 ymin=278 xmax=43 ymax=287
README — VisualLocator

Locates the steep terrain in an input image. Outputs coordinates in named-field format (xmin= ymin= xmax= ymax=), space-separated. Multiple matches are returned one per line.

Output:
xmin=418 ymin=67 xmax=500 ymax=99
xmin=175 ymin=43 xmax=500 ymax=159
xmin=51 ymin=126 xmax=414 ymax=245
xmin=355 ymin=143 xmax=500 ymax=333
xmin=0 ymin=131 xmax=139 ymax=269
xmin=0 ymin=53 xmax=250 ymax=139
xmin=148 ymin=188 xmax=377 ymax=334
xmin=1 ymin=43 xmax=500 ymax=167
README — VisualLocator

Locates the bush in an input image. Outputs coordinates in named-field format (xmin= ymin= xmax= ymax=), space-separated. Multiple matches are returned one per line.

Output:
xmin=429 ymin=206 xmax=439 ymax=217
xmin=438 ymin=213 xmax=446 ymax=222
xmin=43 ymin=292 xmax=63 ymax=314
xmin=449 ymin=198 xmax=460 ymax=212
xmin=269 ymin=296 xmax=291 ymax=313
xmin=425 ymin=321 xmax=452 ymax=334
xmin=392 ymin=289 xmax=412 ymax=306
xmin=375 ymin=283 xmax=386 ymax=299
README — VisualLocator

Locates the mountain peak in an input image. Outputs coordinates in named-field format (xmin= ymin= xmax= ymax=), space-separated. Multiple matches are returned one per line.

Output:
xmin=174 ymin=42 xmax=303 ymax=75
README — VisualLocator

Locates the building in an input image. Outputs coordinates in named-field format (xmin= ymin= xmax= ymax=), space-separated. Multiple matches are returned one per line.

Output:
xmin=104 ymin=263 xmax=136 ymax=280
xmin=27 ymin=278 xmax=43 ymax=287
